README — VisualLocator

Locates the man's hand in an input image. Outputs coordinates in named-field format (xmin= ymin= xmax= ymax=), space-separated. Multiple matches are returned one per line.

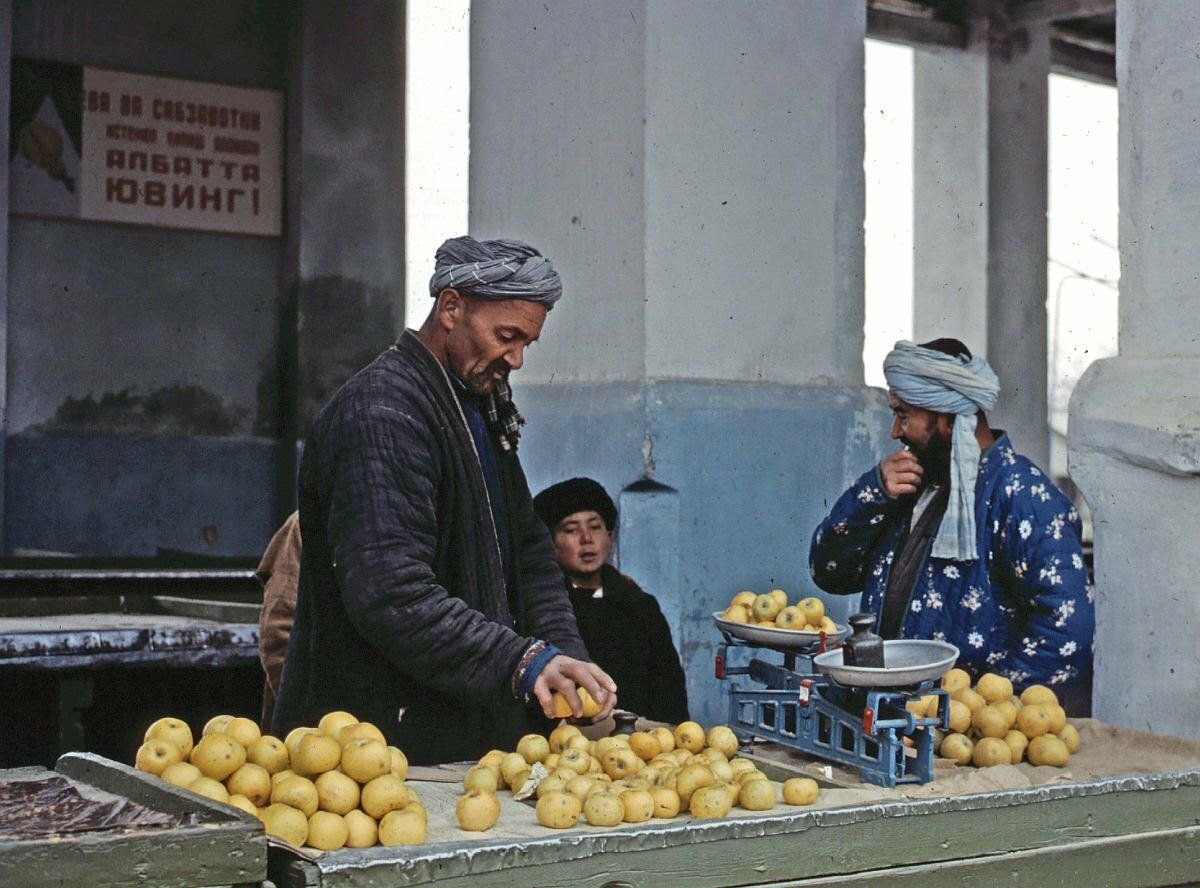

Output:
xmin=532 ymin=655 xmax=618 ymax=723
xmin=880 ymin=449 xmax=924 ymax=498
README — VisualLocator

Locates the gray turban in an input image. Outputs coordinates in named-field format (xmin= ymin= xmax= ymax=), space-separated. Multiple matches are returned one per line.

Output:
xmin=428 ymin=236 xmax=562 ymax=306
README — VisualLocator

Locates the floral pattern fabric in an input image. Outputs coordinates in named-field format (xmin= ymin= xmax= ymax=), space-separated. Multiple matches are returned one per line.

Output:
xmin=809 ymin=434 xmax=1094 ymax=690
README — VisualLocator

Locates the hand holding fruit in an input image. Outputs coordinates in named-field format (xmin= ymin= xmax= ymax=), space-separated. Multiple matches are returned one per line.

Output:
xmin=534 ymin=655 xmax=617 ymax=722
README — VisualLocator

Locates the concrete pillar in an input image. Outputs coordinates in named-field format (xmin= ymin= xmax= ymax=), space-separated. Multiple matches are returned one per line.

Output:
xmin=1068 ymin=1 xmax=1200 ymax=737
xmin=911 ymin=43 xmax=988 ymax=352
xmin=471 ymin=1 xmax=889 ymax=724
xmin=986 ymin=19 xmax=1050 ymax=469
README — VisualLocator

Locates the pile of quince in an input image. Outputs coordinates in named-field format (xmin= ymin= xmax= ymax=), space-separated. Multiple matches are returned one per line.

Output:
xmin=721 ymin=588 xmax=838 ymax=634
xmin=134 ymin=711 xmax=421 ymax=850
xmin=462 ymin=719 xmax=822 ymax=831
xmin=911 ymin=669 xmax=1080 ymax=768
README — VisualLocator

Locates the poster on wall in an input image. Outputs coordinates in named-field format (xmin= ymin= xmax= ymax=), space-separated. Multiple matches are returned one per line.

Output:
xmin=9 ymin=58 xmax=283 ymax=237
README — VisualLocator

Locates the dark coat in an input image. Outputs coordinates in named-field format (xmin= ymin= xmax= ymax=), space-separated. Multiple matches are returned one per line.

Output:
xmin=273 ymin=331 xmax=588 ymax=764
xmin=567 ymin=564 xmax=690 ymax=724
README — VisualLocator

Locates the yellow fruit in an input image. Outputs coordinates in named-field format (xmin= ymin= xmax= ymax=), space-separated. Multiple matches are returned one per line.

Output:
xmin=549 ymin=687 xmax=604 ymax=719
xmin=1045 ymin=704 xmax=1068 ymax=734
xmin=361 ymin=774 xmax=409 ymax=820
xmin=202 ymin=714 xmax=235 ymax=737
xmin=338 ymin=722 xmax=386 ymax=745
xmin=506 ymin=768 xmax=531 ymax=793
xmin=378 ymin=807 xmax=426 ymax=845
xmin=314 ymin=769 xmax=360 ymax=815
xmin=721 ymin=605 xmax=752 ymax=623
xmin=675 ymin=763 xmax=715 ymax=806
xmin=905 ymin=695 xmax=934 ymax=717
xmin=246 ymin=736 xmax=290 ymax=774
xmin=1016 ymin=704 xmax=1052 ymax=739
xmin=261 ymin=803 xmax=308 ymax=846
xmin=317 ymin=711 xmax=358 ymax=739
xmin=478 ymin=749 xmax=505 ymax=773
xmin=798 ymin=597 xmax=826 ymax=625
xmin=940 ymin=668 xmax=972 ymax=694
xmin=951 ymin=687 xmax=987 ymax=715
xmin=1020 ymin=684 xmax=1059 ymax=707
xmin=456 ymin=789 xmax=502 ymax=831
xmin=188 ymin=776 xmax=230 ymax=803
xmin=226 ymin=793 xmax=258 ymax=817
xmin=620 ymin=789 xmax=654 ymax=823
xmin=1027 ymin=734 xmax=1070 ymax=767
xmin=705 ymin=725 xmax=740 ymax=759
xmin=782 ymin=777 xmax=819 ymax=806
xmin=768 ymin=588 xmax=788 ymax=610
xmin=500 ymin=752 xmax=531 ymax=786
xmin=674 ymin=721 xmax=706 ymax=754
xmin=291 ymin=733 xmax=341 ymax=778
xmin=270 ymin=769 xmax=296 ymax=790
xmin=517 ymin=734 xmax=551 ymax=765
xmin=993 ymin=699 xmax=1019 ymax=729
xmin=975 ymin=673 xmax=1014 ymax=704
xmin=738 ymin=777 xmax=776 ymax=811
xmin=1058 ymin=723 xmax=1081 ymax=753
xmin=627 ymin=732 xmax=660 ymax=761
xmin=689 ymin=784 xmax=733 ymax=819
xmin=584 ymin=791 xmax=624 ymax=826
xmin=730 ymin=590 xmax=757 ymax=608
xmin=817 ymin=616 xmax=839 ymax=634
xmin=752 ymin=593 xmax=782 ymax=622
xmin=947 ymin=700 xmax=972 ymax=734
xmin=271 ymin=775 xmax=319 ymax=817
xmin=708 ymin=760 xmax=735 ymax=783
xmin=557 ymin=747 xmax=591 ymax=775
xmin=1004 ymin=729 xmax=1029 ymax=763
xmin=536 ymin=770 xmax=573 ymax=800
xmin=774 ymin=605 xmax=805 ymax=629
xmin=160 ymin=761 xmax=202 ymax=787
xmin=971 ymin=705 xmax=1010 ymax=739
xmin=939 ymin=733 xmax=973 ymax=765
xmin=224 ymin=717 xmax=261 ymax=749
xmin=135 ymin=739 xmax=183 ymax=776
xmin=190 ymin=733 xmax=246 ymax=781
xmin=464 ymin=765 xmax=500 ymax=793
xmin=602 ymin=747 xmax=642 ymax=780
xmin=343 ymin=809 xmax=378 ymax=848
xmin=972 ymin=737 xmax=1013 ymax=767
xmin=306 ymin=810 xmax=349 ymax=850
xmin=536 ymin=790 xmax=582 ymax=828
xmin=284 ymin=727 xmax=318 ymax=756
xmin=387 ymin=746 xmax=408 ymax=781
xmin=565 ymin=775 xmax=596 ymax=799
xmin=226 ymin=763 xmax=272 ymax=807
xmin=548 ymin=723 xmax=582 ymax=754
xmin=144 ymin=717 xmax=195 ymax=759
xmin=340 ymin=738 xmax=390 ymax=783
xmin=647 ymin=786 xmax=679 ymax=818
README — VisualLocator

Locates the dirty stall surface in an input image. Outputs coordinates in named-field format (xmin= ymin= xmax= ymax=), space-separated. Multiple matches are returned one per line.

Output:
xmin=271 ymin=718 xmax=1200 ymax=888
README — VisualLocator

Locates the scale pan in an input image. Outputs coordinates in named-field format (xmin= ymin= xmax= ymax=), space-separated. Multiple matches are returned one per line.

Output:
xmin=813 ymin=639 xmax=960 ymax=687
xmin=712 ymin=611 xmax=851 ymax=652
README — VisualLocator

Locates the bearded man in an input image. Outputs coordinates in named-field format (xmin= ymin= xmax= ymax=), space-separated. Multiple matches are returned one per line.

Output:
xmin=273 ymin=236 xmax=616 ymax=763
xmin=808 ymin=339 xmax=1094 ymax=711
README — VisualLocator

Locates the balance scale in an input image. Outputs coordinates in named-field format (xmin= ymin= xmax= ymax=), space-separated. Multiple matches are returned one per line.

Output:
xmin=713 ymin=613 xmax=959 ymax=788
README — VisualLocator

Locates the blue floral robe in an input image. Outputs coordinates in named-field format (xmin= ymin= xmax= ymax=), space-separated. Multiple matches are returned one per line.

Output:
xmin=809 ymin=434 xmax=1094 ymax=690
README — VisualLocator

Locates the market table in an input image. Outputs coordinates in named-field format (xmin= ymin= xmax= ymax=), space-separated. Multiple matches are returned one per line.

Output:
xmin=266 ymin=719 xmax=1200 ymax=888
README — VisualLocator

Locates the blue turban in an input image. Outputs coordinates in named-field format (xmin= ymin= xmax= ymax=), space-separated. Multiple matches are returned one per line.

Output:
xmin=883 ymin=341 xmax=1000 ymax=562
xmin=428 ymin=236 xmax=562 ymax=306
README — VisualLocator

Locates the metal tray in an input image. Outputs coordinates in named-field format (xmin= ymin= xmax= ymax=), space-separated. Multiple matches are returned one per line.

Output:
xmin=812 ymin=639 xmax=959 ymax=687
xmin=712 ymin=611 xmax=851 ymax=652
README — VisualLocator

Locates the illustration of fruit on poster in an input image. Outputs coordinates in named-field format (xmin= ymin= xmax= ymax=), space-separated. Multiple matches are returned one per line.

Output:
xmin=9 ymin=58 xmax=283 ymax=237
xmin=9 ymin=58 xmax=83 ymax=220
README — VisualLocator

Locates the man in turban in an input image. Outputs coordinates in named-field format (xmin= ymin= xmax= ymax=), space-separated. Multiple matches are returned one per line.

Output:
xmin=273 ymin=236 xmax=616 ymax=763
xmin=809 ymin=339 xmax=1094 ymax=711
xmin=533 ymin=478 xmax=690 ymax=724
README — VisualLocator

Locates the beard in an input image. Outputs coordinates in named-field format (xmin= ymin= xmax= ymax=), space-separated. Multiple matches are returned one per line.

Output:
xmin=904 ymin=429 xmax=952 ymax=488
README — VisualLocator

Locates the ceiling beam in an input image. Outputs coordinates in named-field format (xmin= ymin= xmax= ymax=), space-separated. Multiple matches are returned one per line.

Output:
xmin=866 ymin=1 xmax=968 ymax=50
xmin=1011 ymin=0 xmax=1115 ymax=24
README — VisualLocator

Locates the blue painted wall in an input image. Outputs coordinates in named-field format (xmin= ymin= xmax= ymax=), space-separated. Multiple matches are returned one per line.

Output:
xmin=517 ymin=379 xmax=893 ymax=726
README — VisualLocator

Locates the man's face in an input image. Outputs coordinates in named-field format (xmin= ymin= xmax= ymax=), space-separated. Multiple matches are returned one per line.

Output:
xmin=552 ymin=509 xmax=613 ymax=584
xmin=441 ymin=293 xmax=548 ymax=395
xmin=889 ymin=392 xmax=953 ymax=479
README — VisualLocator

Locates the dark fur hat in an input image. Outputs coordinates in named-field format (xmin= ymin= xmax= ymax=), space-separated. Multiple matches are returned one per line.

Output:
xmin=533 ymin=477 xmax=617 ymax=532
